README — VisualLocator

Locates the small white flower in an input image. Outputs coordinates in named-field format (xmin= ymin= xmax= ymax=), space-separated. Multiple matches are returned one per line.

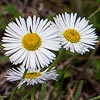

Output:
xmin=2 ymin=16 xmax=60 ymax=69
xmin=6 ymin=66 xmax=58 ymax=88
xmin=54 ymin=12 xmax=98 ymax=54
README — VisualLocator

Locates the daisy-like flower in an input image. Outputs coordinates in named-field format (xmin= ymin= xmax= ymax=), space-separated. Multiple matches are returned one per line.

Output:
xmin=6 ymin=66 xmax=58 ymax=88
xmin=54 ymin=12 xmax=98 ymax=54
xmin=2 ymin=16 xmax=60 ymax=69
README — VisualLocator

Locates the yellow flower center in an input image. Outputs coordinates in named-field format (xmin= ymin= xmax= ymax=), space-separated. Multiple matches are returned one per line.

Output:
xmin=63 ymin=29 xmax=80 ymax=43
xmin=25 ymin=72 xmax=41 ymax=79
xmin=22 ymin=33 xmax=41 ymax=51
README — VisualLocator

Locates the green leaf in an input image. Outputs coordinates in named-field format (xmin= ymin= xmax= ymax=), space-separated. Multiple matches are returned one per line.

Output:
xmin=0 ymin=4 xmax=21 ymax=31
xmin=47 ymin=15 xmax=54 ymax=21
xmin=21 ymin=88 xmax=33 ymax=100
xmin=5 ymin=4 xmax=21 ymax=17
xmin=0 ymin=18 xmax=7 ymax=30
xmin=89 ymin=95 xmax=100 ymax=100
xmin=40 ymin=83 xmax=46 ymax=100
xmin=96 ymin=0 xmax=100 ymax=2
xmin=6 ymin=4 xmax=17 ymax=15
xmin=0 ymin=96 xmax=7 ymax=99
xmin=9 ymin=87 xmax=18 ymax=100
xmin=0 ymin=56 xmax=9 ymax=63
xmin=92 ymin=59 xmax=100 ymax=80
xmin=74 ymin=80 xmax=83 ymax=100
xmin=64 ymin=69 xmax=72 ymax=78
xmin=21 ymin=86 xmax=37 ymax=100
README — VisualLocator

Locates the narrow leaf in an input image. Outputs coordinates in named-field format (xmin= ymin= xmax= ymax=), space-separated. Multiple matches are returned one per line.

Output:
xmin=0 ymin=96 xmax=7 ymax=99
xmin=40 ymin=83 xmax=46 ymax=100
xmin=89 ymin=95 xmax=100 ymax=100
xmin=74 ymin=80 xmax=83 ymax=100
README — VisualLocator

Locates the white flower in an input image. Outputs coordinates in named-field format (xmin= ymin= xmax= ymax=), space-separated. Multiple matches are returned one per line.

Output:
xmin=6 ymin=66 xmax=58 ymax=88
xmin=2 ymin=16 xmax=60 ymax=69
xmin=54 ymin=12 xmax=98 ymax=54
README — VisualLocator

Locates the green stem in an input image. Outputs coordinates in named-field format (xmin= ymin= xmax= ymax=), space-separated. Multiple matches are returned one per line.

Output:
xmin=88 ymin=7 xmax=100 ymax=19
xmin=56 ymin=65 xmax=67 ymax=100
xmin=46 ymin=49 xmax=64 ymax=100
xmin=40 ymin=83 xmax=46 ymax=100
xmin=21 ymin=88 xmax=33 ymax=100
xmin=22 ymin=68 xmax=28 ymax=79
xmin=9 ymin=87 xmax=18 ymax=100
xmin=56 ymin=72 xmax=64 ymax=100
xmin=21 ymin=86 xmax=37 ymax=100
xmin=89 ymin=95 xmax=100 ymax=100
xmin=47 ymin=48 xmax=64 ymax=71
xmin=31 ymin=86 xmax=35 ymax=100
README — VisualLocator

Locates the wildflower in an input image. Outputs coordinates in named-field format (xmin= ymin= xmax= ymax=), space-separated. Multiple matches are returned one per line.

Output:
xmin=6 ymin=66 xmax=58 ymax=88
xmin=2 ymin=16 xmax=60 ymax=69
xmin=54 ymin=12 xmax=98 ymax=54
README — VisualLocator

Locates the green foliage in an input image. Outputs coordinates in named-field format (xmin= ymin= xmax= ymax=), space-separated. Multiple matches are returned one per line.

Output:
xmin=96 ymin=0 xmax=100 ymax=2
xmin=0 ymin=18 xmax=7 ymax=30
xmin=20 ymin=85 xmax=38 ymax=100
xmin=56 ymin=68 xmax=65 ymax=100
xmin=0 ymin=56 xmax=9 ymax=63
xmin=91 ymin=13 xmax=100 ymax=30
xmin=61 ymin=49 xmax=79 ymax=61
xmin=89 ymin=95 xmax=100 ymax=100
xmin=40 ymin=83 xmax=46 ymax=100
xmin=64 ymin=68 xmax=72 ymax=78
xmin=55 ymin=66 xmax=72 ymax=99
xmin=47 ymin=15 xmax=54 ymax=21
xmin=0 ymin=4 xmax=21 ymax=30
xmin=5 ymin=4 xmax=20 ymax=17
xmin=0 ymin=96 xmax=7 ymax=99
xmin=74 ymin=80 xmax=83 ymax=100
xmin=21 ymin=88 xmax=33 ymax=100
xmin=9 ymin=87 xmax=18 ymax=100
xmin=92 ymin=59 xmax=100 ymax=80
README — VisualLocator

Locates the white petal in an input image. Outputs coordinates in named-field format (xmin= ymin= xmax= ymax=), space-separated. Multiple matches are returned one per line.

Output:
xmin=27 ymin=16 xmax=32 ymax=33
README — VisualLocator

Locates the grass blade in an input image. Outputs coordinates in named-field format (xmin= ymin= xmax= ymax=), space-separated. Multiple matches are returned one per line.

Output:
xmin=74 ymin=80 xmax=83 ymax=100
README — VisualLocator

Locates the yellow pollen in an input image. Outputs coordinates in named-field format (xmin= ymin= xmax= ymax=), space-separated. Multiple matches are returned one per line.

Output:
xmin=63 ymin=29 xmax=80 ymax=43
xmin=25 ymin=72 xmax=41 ymax=79
xmin=22 ymin=33 xmax=41 ymax=51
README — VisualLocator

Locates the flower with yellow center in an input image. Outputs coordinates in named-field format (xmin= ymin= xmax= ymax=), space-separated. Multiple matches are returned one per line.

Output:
xmin=25 ymin=72 xmax=41 ymax=79
xmin=22 ymin=33 xmax=41 ymax=51
xmin=6 ymin=66 xmax=58 ymax=88
xmin=54 ymin=12 xmax=98 ymax=54
xmin=64 ymin=29 xmax=80 ymax=43
xmin=2 ymin=16 xmax=61 ymax=69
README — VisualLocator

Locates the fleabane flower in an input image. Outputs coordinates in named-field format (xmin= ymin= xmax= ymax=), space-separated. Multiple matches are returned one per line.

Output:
xmin=54 ymin=12 xmax=98 ymax=54
xmin=6 ymin=66 xmax=58 ymax=88
xmin=2 ymin=16 xmax=60 ymax=69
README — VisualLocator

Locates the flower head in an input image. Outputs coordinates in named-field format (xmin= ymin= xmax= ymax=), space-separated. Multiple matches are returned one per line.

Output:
xmin=2 ymin=16 xmax=60 ymax=69
xmin=54 ymin=12 xmax=98 ymax=54
xmin=6 ymin=66 xmax=58 ymax=88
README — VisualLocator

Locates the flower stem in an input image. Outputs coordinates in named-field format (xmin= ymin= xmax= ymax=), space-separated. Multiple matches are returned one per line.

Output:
xmin=39 ymin=49 xmax=63 ymax=100
xmin=21 ymin=86 xmax=37 ymax=100
xmin=22 ymin=68 xmax=28 ymax=79
xmin=40 ymin=83 xmax=46 ymax=100
xmin=9 ymin=87 xmax=18 ymax=100
xmin=31 ymin=86 xmax=35 ymax=100
xmin=47 ymin=48 xmax=64 ymax=71
xmin=88 ymin=7 xmax=100 ymax=19
xmin=21 ymin=88 xmax=33 ymax=100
